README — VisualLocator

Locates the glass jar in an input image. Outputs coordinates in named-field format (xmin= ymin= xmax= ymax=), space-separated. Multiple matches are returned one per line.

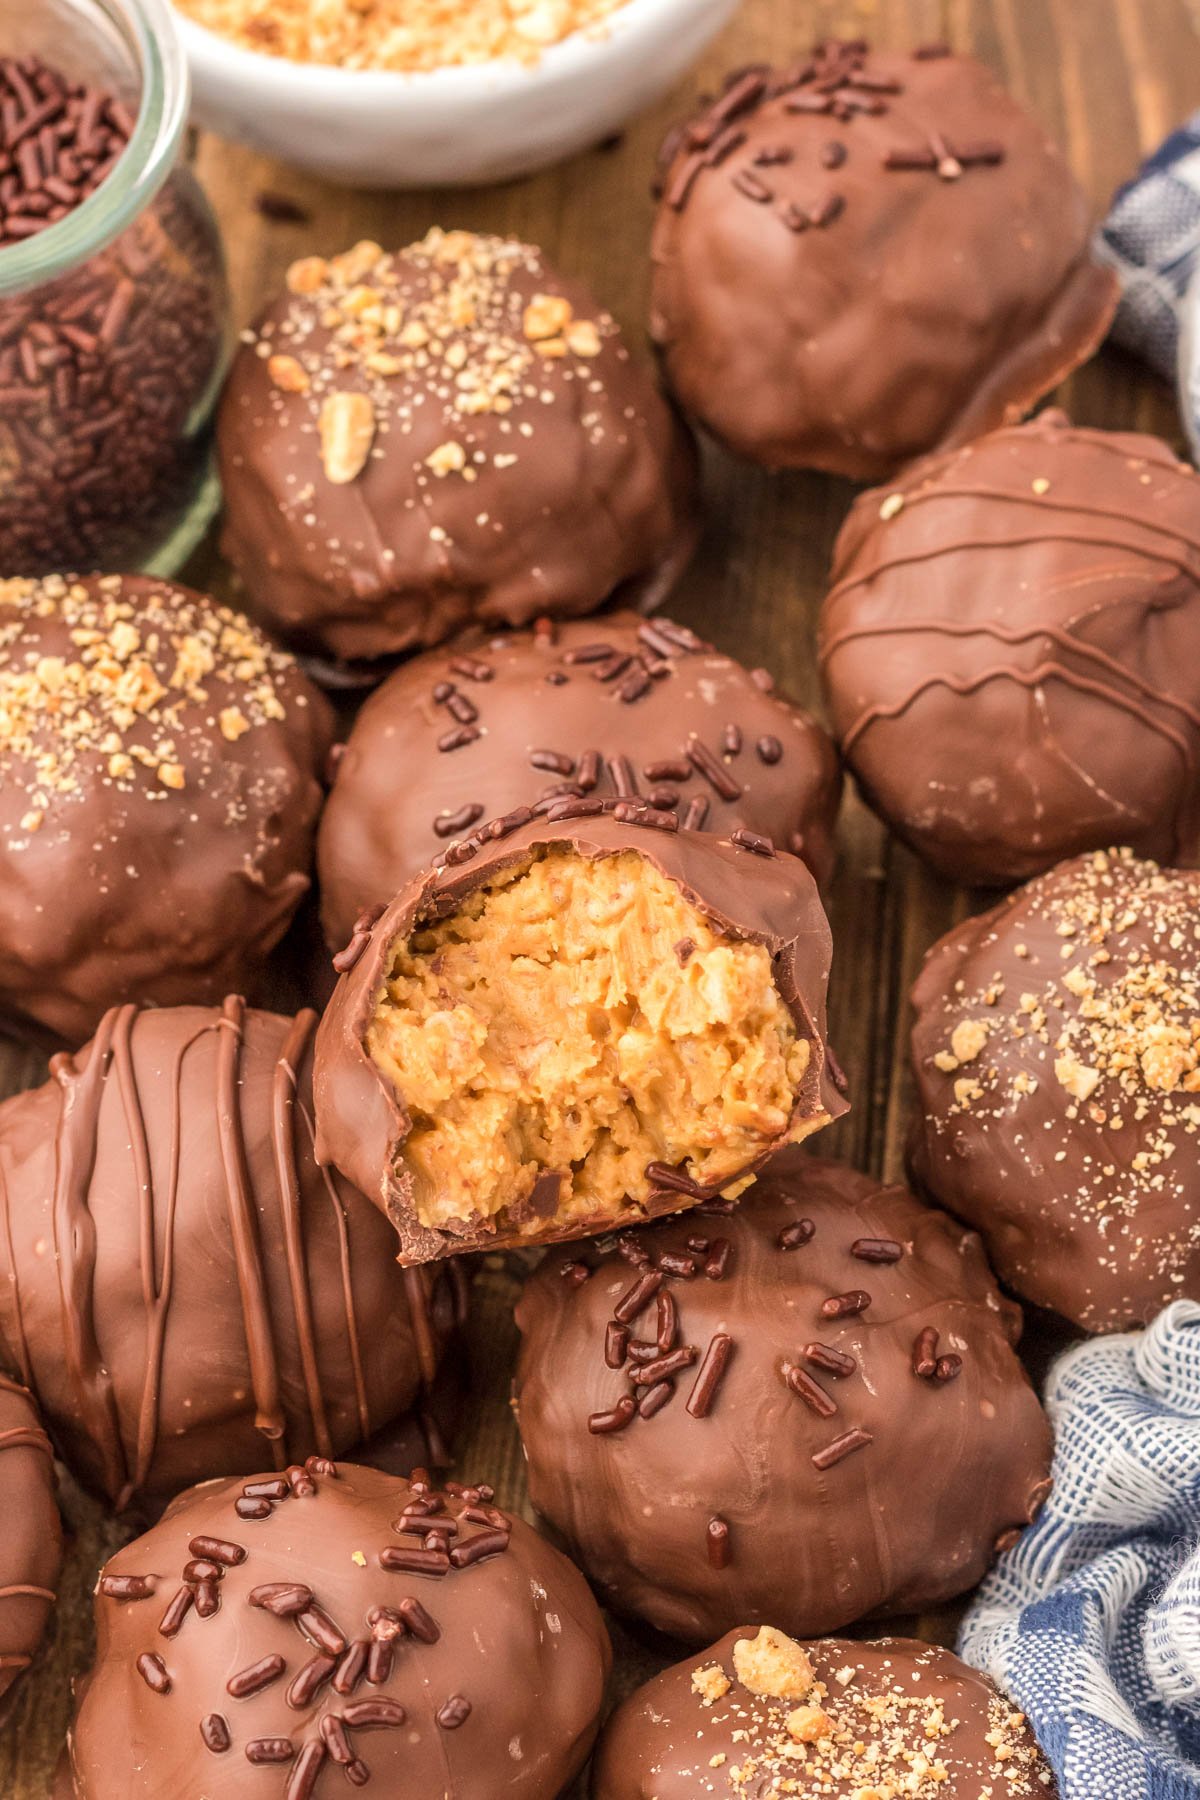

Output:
xmin=0 ymin=0 xmax=229 ymax=573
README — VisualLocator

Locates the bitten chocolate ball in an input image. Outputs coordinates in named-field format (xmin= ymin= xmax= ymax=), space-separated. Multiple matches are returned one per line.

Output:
xmin=0 ymin=1375 xmax=61 ymax=1712
xmin=514 ymin=1152 xmax=1051 ymax=1645
xmin=315 ymin=814 xmax=845 ymax=1265
xmin=911 ymin=848 xmax=1200 ymax=1332
xmin=60 ymin=1459 xmax=610 ymax=1800
xmin=592 ymin=1625 xmax=1057 ymax=1799
xmin=317 ymin=610 xmax=842 ymax=951
xmin=219 ymin=230 xmax=698 ymax=672
xmin=821 ymin=415 xmax=1200 ymax=887
xmin=0 ymin=999 xmax=464 ymax=1512
xmin=0 ymin=573 xmax=331 ymax=1046
xmin=650 ymin=42 xmax=1116 ymax=478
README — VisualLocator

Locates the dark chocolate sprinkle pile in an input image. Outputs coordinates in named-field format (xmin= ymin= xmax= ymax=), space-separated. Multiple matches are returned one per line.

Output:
xmin=0 ymin=56 xmax=225 ymax=568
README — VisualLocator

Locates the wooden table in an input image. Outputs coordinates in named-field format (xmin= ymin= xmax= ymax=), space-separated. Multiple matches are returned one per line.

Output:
xmin=4 ymin=0 xmax=1199 ymax=1791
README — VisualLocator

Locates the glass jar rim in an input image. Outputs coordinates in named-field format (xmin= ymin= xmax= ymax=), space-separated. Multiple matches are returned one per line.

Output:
xmin=0 ymin=0 xmax=191 ymax=297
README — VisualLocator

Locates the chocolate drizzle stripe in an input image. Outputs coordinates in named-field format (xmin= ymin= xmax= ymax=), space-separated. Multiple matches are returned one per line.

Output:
xmin=216 ymin=997 xmax=287 ymax=1455
xmin=836 ymin=649 xmax=1199 ymax=773
xmin=274 ymin=1011 xmax=344 ymax=1455
xmin=824 ymin=608 xmax=1200 ymax=767
xmin=0 ymin=1176 xmax=33 ymax=1391
xmin=114 ymin=1000 xmax=171 ymax=1503
xmin=0 ymin=1402 xmax=53 ymax=1460
xmin=48 ymin=1004 xmax=130 ymax=1503
xmin=824 ymin=500 xmax=1200 ymax=606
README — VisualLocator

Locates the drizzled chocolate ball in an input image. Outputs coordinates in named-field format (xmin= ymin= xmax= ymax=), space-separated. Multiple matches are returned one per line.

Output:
xmin=219 ymin=230 xmax=698 ymax=673
xmin=315 ymin=815 xmax=845 ymax=1265
xmin=650 ymin=42 xmax=1116 ymax=478
xmin=514 ymin=1152 xmax=1051 ymax=1644
xmin=0 ymin=1375 xmax=61 ymax=1713
xmin=592 ymin=1626 xmax=1057 ymax=1799
xmin=0 ymin=999 xmax=464 ymax=1513
xmin=821 ymin=416 xmax=1200 ymax=887
xmin=61 ymin=1459 xmax=610 ymax=1799
xmin=911 ymin=848 xmax=1200 ymax=1332
xmin=317 ymin=610 xmax=841 ymax=950
xmin=0 ymin=573 xmax=331 ymax=1046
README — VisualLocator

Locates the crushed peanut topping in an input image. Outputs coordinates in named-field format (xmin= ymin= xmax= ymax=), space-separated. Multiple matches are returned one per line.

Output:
xmin=924 ymin=847 xmax=1200 ymax=1284
xmin=681 ymin=1641 xmax=1053 ymax=1797
xmin=240 ymin=231 xmax=615 ymax=525
xmin=733 ymin=1628 xmax=815 ymax=1701
xmin=694 ymin=1664 xmax=733 ymax=1705
xmin=0 ymin=574 xmax=301 ymax=835
xmin=174 ymin=0 xmax=631 ymax=71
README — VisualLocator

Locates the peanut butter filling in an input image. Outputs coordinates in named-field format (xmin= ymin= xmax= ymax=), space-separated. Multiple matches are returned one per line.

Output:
xmin=367 ymin=848 xmax=813 ymax=1235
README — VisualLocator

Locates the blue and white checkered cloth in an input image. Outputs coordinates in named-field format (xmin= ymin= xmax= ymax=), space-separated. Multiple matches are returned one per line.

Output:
xmin=961 ymin=1301 xmax=1200 ymax=1800
xmin=1097 ymin=112 xmax=1200 ymax=459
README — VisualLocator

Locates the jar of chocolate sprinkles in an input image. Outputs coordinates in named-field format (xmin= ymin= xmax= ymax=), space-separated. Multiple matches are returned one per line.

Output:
xmin=0 ymin=0 xmax=229 ymax=572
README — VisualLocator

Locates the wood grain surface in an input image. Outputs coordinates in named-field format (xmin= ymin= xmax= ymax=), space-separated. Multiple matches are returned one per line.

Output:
xmin=3 ymin=0 xmax=1199 ymax=1793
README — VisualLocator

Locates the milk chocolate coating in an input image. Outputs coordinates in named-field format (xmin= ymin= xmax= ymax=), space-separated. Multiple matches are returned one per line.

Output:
xmin=821 ymin=414 xmax=1200 ymax=886
xmin=0 ymin=999 xmax=465 ymax=1513
xmin=650 ymin=43 xmax=1117 ymax=479
xmin=219 ymin=230 xmax=698 ymax=671
xmin=514 ymin=1152 xmax=1052 ymax=1644
xmin=0 ymin=1375 xmax=61 ymax=1711
xmin=61 ymin=1459 xmax=610 ymax=1800
xmin=0 ymin=573 xmax=332 ymax=1047
xmin=314 ymin=815 xmax=846 ymax=1264
xmin=317 ymin=610 xmax=842 ymax=949
xmin=592 ymin=1630 xmax=1056 ymax=1799
xmin=911 ymin=847 xmax=1200 ymax=1332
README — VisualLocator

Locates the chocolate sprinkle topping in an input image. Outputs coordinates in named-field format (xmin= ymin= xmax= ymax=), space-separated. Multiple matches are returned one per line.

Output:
xmin=811 ymin=1426 xmax=874 ymax=1469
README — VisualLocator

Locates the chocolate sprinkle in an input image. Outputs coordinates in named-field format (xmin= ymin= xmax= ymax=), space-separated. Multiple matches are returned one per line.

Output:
xmin=851 ymin=1237 xmax=904 ymax=1263
xmin=686 ymin=1333 xmax=733 ymax=1417
xmin=803 ymin=1341 xmax=857 ymax=1378
xmin=811 ymin=1426 xmax=874 ymax=1469
xmin=437 ymin=1695 xmax=472 ymax=1729
xmin=820 ymin=1289 xmax=871 ymax=1318
xmin=200 ymin=1713 xmax=231 ymax=1753
xmin=706 ymin=1516 xmax=731 ymax=1569
xmin=604 ymin=1317 xmax=633 ymax=1368
xmin=589 ymin=1397 xmax=636 ymax=1435
xmin=136 ymin=1652 xmax=171 ymax=1695
xmin=638 ymin=1379 xmax=675 ymax=1419
xmin=227 ymin=1654 xmax=286 ymax=1699
xmin=912 ymin=1327 xmax=939 ymax=1379
xmin=785 ymin=1363 xmax=838 ymax=1417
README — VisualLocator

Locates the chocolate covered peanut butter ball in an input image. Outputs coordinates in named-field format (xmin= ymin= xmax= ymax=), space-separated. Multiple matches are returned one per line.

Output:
xmin=60 ymin=1460 xmax=610 ymax=1800
xmin=0 ymin=573 xmax=331 ymax=1046
xmin=650 ymin=43 xmax=1116 ymax=478
xmin=219 ymin=230 xmax=698 ymax=672
xmin=592 ymin=1626 xmax=1056 ymax=1799
xmin=514 ymin=1153 xmax=1051 ymax=1644
xmin=0 ymin=999 xmax=464 ymax=1512
xmin=317 ymin=610 xmax=842 ymax=950
xmin=0 ymin=1376 xmax=61 ymax=1712
xmin=821 ymin=415 xmax=1200 ymax=887
xmin=911 ymin=848 xmax=1200 ymax=1331
xmin=315 ymin=814 xmax=845 ymax=1264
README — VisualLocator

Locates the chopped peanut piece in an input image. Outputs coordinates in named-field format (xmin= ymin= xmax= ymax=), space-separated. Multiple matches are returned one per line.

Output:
xmin=319 ymin=391 xmax=376 ymax=484
xmin=732 ymin=1627 xmax=815 ymax=1701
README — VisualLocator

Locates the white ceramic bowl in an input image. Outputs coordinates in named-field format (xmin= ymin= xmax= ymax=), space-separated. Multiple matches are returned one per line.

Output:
xmin=173 ymin=0 xmax=739 ymax=188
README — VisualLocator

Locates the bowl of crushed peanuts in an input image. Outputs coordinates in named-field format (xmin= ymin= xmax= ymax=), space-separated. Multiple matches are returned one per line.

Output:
xmin=171 ymin=0 xmax=740 ymax=187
